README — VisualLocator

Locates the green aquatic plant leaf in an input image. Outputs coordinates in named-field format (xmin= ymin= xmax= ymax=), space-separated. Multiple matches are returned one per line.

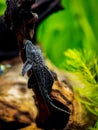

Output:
xmin=62 ymin=48 xmax=98 ymax=117
xmin=88 ymin=121 xmax=98 ymax=130
xmin=62 ymin=48 xmax=98 ymax=129
xmin=62 ymin=49 xmax=97 ymax=84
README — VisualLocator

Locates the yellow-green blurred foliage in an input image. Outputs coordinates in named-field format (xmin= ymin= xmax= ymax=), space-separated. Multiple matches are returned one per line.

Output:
xmin=0 ymin=0 xmax=6 ymax=16
xmin=37 ymin=0 xmax=98 ymax=68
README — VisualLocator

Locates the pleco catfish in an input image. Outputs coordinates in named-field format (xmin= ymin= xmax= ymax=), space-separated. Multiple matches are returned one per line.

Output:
xmin=22 ymin=40 xmax=70 ymax=115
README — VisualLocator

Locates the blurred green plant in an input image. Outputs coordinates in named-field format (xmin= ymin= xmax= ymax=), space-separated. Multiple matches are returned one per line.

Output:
xmin=37 ymin=0 xmax=98 ymax=68
xmin=88 ymin=121 xmax=98 ymax=130
xmin=62 ymin=48 xmax=98 ymax=129
xmin=62 ymin=48 xmax=98 ymax=106
xmin=0 ymin=0 xmax=6 ymax=16
xmin=62 ymin=49 xmax=98 ymax=84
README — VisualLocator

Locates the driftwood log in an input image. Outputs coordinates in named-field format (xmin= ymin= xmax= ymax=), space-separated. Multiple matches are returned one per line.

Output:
xmin=0 ymin=0 xmax=63 ymax=61
xmin=0 ymin=57 xmax=90 ymax=130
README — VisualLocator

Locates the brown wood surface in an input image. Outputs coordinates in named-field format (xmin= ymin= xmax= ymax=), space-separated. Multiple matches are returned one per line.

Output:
xmin=0 ymin=59 xmax=91 ymax=130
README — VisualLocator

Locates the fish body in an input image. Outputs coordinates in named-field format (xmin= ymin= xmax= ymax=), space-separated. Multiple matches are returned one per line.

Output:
xmin=22 ymin=40 xmax=70 ymax=115
xmin=22 ymin=40 xmax=54 ymax=102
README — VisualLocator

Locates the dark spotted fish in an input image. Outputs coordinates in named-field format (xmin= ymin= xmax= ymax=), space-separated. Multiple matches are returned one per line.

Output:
xmin=22 ymin=40 xmax=70 ymax=115
xmin=22 ymin=40 xmax=54 ymax=96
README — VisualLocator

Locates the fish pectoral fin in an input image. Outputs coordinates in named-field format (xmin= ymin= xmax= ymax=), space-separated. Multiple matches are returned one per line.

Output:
xmin=22 ymin=60 xmax=32 ymax=76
